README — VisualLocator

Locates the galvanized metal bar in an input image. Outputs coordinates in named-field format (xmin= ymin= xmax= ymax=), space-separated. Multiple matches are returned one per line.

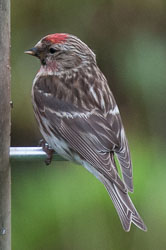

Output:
xmin=0 ymin=0 xmax=11 ymax=249
xmin=10 ymin=147 xmax=67 ymax=162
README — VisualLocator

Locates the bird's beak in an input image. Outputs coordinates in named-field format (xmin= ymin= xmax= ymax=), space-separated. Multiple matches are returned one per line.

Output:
xmin=24 ymin=47 xmax=38 ymax=57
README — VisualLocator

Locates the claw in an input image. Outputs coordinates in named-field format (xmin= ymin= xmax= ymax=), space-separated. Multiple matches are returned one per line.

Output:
xmin=39 ymin=139 xmax=54 ymax=165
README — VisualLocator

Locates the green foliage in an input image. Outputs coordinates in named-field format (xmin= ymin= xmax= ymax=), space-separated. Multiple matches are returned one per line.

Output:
xmin=12 ymin=136 xmax=166 ymax=250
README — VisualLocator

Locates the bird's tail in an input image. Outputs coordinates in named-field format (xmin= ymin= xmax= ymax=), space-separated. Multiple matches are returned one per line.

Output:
xmin=101 ymin=177 xmax=147 ymax=232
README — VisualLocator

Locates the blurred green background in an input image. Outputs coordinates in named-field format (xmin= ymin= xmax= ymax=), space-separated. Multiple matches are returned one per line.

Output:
xmin=11 ymin=0 xmax=166 ymax=249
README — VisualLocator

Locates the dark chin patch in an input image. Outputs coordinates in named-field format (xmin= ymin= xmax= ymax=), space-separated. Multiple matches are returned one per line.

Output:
xmin=41 ymin=59 xmax=46 ymax=65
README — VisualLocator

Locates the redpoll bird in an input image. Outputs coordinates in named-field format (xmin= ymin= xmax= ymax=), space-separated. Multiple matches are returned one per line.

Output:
xmin=25 ymin=33 xmax=147 ymax=232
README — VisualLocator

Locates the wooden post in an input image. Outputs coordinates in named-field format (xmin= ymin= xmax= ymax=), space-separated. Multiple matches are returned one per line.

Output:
xmin=0 ymin=0 xmax=11 ymax=249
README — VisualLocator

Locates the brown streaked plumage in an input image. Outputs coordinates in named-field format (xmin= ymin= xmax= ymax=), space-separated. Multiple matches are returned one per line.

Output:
xmin=25 ymin=33 xmax=147 ymax=232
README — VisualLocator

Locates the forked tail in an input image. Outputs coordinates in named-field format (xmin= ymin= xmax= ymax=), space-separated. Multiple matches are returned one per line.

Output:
xmin=101 ymin=177 xmax=147 ymax=232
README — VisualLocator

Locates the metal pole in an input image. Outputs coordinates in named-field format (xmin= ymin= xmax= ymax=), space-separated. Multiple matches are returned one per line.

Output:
xmin=0 ymin=0 xmax=11 ymax=249
xmin=10 ymin=147 xmax=66 ymax=162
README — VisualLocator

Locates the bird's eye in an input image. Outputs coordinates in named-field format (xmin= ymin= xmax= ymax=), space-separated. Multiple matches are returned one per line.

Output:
xmin=49 ymin=48 xmax=57 ymax=54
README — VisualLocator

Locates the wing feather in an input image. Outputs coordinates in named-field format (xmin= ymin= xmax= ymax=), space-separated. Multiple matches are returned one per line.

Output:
xmin=33 ymin=75 xmax=133 ymax=192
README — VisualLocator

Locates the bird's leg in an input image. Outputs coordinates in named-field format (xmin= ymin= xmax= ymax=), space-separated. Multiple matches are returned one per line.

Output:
xmin=39 ymin=139 xmax=55 ymax=165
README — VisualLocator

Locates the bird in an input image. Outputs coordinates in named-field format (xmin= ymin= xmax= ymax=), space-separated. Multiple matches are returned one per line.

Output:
xmin=25 ymin=33 xmax=147 ymax=232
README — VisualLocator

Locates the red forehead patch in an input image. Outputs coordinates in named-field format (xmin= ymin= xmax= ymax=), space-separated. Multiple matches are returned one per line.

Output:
xmin=44 ymin=33 xmax=68 ymax=44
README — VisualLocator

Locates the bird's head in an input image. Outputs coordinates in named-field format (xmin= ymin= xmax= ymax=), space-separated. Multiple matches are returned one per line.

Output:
xmin=25 ymin=33 xmax=96 ymax=71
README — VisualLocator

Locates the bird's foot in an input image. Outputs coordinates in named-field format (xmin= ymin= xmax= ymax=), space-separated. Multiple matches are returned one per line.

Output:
xmin=39 ymin=139 xmax=55 ymax=165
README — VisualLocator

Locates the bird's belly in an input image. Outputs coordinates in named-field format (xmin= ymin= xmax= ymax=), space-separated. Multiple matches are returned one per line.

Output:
xmin=42 ymin=129 xmax=73 ymax=161
xmin=35 ymin=113 xmax=73 ymax=161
